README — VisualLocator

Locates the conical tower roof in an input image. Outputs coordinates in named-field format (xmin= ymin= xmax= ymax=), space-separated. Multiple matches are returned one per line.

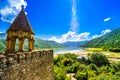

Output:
xmin=7 ymin=8 xmax=34 ymax=34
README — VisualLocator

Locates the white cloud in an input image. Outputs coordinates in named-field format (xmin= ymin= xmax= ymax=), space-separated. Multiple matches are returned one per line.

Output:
xmin=91 ymin=29 xmax=111 ymax=39
xmin=101 ymin=29 xmax=111 ymax=35
xmin=49 ymin=31 xmax=90 ymax=43
xmin=0 ymin=31 xmax=5 ymax=34
xmin=104 ymin=17 xmax=111 ymax=22
xmin=91 ymin=35 xmax=100 ymax=39
xmin=0 ymin=0 xmax=27 ymax=23
xmin=70 ymin=0 xmax=79 ymax=32
xmin=49 ymin=29 xmax=111 ymax=43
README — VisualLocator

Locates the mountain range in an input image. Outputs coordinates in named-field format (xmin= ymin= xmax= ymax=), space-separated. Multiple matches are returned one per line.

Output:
xmin=0 ymin=36 xmax=85 ymax=52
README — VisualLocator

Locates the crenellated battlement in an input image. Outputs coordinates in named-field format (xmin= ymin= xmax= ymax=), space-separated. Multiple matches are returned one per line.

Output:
xmin=0 ymin=50 xmax=54 ymax=80
xmin=0 ymin=50 xmax=53 ymax=68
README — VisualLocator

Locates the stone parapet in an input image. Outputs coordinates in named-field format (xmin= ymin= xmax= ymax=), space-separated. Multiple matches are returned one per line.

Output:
xmin=0 ymin=50 xmax=54 ymax=80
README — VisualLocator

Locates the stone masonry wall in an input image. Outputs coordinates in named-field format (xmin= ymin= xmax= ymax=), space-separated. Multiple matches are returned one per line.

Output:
xmin=0 ymin=50 xmax=54 ymax=80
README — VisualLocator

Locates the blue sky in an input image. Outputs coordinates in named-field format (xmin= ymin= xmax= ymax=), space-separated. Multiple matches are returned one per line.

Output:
xmin=0 ymin=0 xmax=120 ymax=43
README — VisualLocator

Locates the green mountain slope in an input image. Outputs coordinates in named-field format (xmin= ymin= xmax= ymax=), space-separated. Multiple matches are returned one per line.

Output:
xmin=82 ymin=28 xmax=120 ymax=50
xmin=34 ymin=38 xmax=63 ymax=49
xmin=0 ymin=38 xmax=63 ymax=52
xmin=0 ymin=39 xmax=6 ymax=52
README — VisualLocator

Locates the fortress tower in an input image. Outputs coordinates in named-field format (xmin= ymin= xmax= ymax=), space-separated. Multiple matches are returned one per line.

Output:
xmin=0 ymin=6 xmax=54 ymax=80
xmin=6 ymin=7 xmax=34 ymax=52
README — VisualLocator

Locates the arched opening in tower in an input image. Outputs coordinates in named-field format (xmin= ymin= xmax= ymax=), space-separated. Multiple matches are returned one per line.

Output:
xmin=24 ymin=39 xmax=28 ymax=51
xmin=15 ymin=39 xmax=19 ymax=51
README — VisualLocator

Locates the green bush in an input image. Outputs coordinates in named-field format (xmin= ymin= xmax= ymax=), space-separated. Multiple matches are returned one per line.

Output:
xmin=54 ymin=54 xmax=64 ymax=66
xmin=89 ymin=63 xmax=98 ymax=71
xmin=64 ymin=53 xmax=77 ymax=60
xmin=97 ymin=72 xmax=113 ymax=80
xmin=113 ymin=72 xmax=120 ymax=80
xmin=62 ymin=58 xmax=72 ymax=66
xmin=88 ymin=71 xmax=97 ymax=79
xmin=87 ymin=52 xmax=110 ymax=67
xmin=75 ymin=64 xmax=88 ymax=80
xmin=115 ymin=62 xmax=120 ymax=71
xmin=78 ymin=64 xmax=87 ymax=72
xmin=54 ymin=66 xmax=67 ymax=80
xmin=54 ymin=53 xmax=78 ymax=66
xmin=75 ymin=71 xmax=88 ymax=80
xmin=110 ymin=62 xmax=120 ymax=74
xmin=72 ymin=61 xmax=81 ymax=73
xmin=66 ymin=61 xmax=81 ymax=73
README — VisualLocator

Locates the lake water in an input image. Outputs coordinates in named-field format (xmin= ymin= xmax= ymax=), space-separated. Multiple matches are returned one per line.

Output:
xmin=54 ymin=47 xmax=82 ymax=54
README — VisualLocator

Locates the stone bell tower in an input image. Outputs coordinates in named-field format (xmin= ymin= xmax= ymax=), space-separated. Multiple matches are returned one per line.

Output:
xmin=6 ymin=6 xmax=34 ymax=52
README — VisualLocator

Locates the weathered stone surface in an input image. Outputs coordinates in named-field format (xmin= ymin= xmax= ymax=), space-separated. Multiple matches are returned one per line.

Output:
xmin=0 ymin=50 xmax=54 ymax=80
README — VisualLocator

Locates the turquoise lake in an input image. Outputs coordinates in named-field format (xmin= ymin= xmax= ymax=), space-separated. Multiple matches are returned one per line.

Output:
xmin=54 ymin=47 xmax=82 ymax=54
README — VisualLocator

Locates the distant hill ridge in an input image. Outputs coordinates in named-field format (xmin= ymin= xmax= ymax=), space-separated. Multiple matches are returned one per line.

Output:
xmin=82 ymin=28 xmax=120 ymax=50
xmin=0 ymin=38 xmax=62 ymax=52
xmin=61 ymin=41 xmax=87 ymax=47
xmin=0 ymin=37 xmax=86 ymax=52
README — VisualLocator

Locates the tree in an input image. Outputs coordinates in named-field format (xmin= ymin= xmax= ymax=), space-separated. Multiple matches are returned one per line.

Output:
xmin=89 ymin=63 xmax=97 ymax=71
xmin=54 ymin=66 xmax=67 ymax=80
xmin=87 ymin=52 xmax=110 ymax=67
xmin=75 ymin=71 xmax=88 ymax=80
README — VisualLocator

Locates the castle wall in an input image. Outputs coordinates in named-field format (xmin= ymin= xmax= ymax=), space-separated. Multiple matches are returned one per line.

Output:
xmin=0 ymin=50 xmax=54 ymax=80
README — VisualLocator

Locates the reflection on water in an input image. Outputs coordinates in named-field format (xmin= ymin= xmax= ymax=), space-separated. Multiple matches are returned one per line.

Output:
xmin=54 ymin=47 xmax=82 ymax=54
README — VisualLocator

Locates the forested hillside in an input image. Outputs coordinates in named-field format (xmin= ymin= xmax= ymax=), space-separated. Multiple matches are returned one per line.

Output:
xmin=0 ymin=39 xmax=6 ymax=52
xmin=34 ymin=38 xmax=63 ymax=49
xmin=82 ymin=28 xmax=120 ymax=51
